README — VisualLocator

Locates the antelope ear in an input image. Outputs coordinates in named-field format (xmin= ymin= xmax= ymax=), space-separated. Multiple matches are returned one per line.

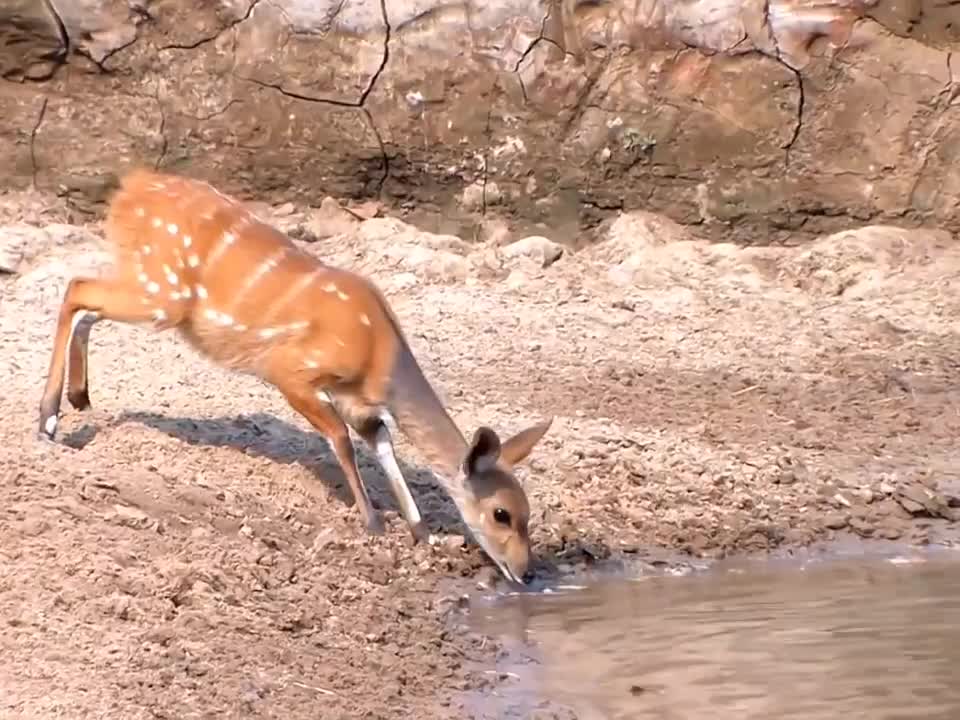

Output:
xmin=498 ymin=417 xmax=553 ymax=467
xmin=463 ymin=426 xmax=501 ymax=476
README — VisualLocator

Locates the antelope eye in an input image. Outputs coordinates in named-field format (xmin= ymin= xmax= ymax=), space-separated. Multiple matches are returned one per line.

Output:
xmin=493 ymin=508 xmax=511 ymax=525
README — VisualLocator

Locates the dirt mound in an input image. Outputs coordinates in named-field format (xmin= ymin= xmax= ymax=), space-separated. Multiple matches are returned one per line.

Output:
xmin=2 ymin=199 xmax=959 ymax=718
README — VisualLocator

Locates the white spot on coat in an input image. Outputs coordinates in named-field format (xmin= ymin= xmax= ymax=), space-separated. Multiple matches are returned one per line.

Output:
xmin=152 ymin=309 xmax=167 ymax=322
xmin=146 ymin=281 xmax=160 ymax=294
xmin=359 ymin=313 xmax=370 ymax=326
xmin=183 ymin=235 xmax=192 ymax=248
xmin=188 ymin=254 xmax=200 ymax=267
xmin=196 ymin=285 xmax=208 ymax=299
xmin=151 ymin=217 xmax=162 ymax=228
xmin=167 ymin=223 xmax=179 ymax=235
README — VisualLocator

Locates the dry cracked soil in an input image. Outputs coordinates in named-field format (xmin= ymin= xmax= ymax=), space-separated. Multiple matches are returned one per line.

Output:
xmin=1 ymin=188 xmax=959 ymax=719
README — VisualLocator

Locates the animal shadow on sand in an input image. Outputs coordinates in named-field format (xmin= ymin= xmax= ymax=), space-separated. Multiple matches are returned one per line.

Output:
xmin=63 ymin=409 xmax=469 ymax=537
xmin=61 ymin=410 xmax=610 ymax=580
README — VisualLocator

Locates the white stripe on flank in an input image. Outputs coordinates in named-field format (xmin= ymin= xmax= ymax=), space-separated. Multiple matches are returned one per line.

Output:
xmin=258 ymin=266 xmax=323 ymax=324
xmin=223 ymin=246 xmax=289 ymax=313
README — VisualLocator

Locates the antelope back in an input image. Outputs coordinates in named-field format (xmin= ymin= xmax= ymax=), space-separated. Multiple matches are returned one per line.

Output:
xmin=105 ymin=169 xmax=387 ymax=376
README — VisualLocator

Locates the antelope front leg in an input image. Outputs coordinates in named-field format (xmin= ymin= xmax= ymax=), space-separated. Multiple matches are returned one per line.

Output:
xmin=355 ymin=416 xmax=433 ymax=545
xmin=38 ymin=277 xmax=157 ymax=441
xmin=277 ymin=383 xmax=385 ymax=536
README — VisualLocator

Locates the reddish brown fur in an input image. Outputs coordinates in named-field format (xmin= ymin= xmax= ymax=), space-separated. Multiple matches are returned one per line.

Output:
xmin=37 ymin=168 xmax=553 ymax=583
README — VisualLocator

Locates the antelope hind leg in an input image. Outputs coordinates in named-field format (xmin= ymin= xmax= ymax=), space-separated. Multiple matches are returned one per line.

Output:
xmin=66 ymin=311 xmax=101 ymax=411
xmin=38 ymin=277 xmax=158 ymax=441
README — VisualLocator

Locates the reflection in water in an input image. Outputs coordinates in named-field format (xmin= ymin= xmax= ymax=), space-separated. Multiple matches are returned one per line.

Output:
xmin=470 ymin=554 xmax=960 ymax=719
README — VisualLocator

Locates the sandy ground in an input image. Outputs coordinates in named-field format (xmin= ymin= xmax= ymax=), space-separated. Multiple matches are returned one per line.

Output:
xmin=2 ymin=188 xmax=959 ymax=719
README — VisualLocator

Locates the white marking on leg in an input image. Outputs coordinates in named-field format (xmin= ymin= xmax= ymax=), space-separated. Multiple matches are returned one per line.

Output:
xmin=67 ymin=309 xmax=100 ymax=374
xmin=373 ymin=423 xmax=423 ymax=527
xmin=44 ymin=415 xmax=58 ymax=437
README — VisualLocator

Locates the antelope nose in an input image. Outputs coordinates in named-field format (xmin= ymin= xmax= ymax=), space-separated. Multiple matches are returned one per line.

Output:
xmin=521 ymin=570 xmax=536 ymax=584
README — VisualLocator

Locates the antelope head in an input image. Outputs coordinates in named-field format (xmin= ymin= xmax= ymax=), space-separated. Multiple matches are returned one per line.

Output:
xmin=457 ymin=419 xmax=553 ymax=585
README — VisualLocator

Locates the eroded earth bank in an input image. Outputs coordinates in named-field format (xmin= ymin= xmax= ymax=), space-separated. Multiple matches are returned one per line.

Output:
xmin=1 ymin=190 xmax=959 ymax=719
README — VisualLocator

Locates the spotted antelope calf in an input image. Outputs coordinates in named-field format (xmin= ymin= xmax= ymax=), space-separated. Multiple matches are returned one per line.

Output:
xmin=37 ymin=168 xmax=552 ymax=584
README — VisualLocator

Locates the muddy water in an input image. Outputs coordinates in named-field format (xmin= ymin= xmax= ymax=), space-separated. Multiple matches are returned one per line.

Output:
xmin=468 ymin=550 xmax=960 ymax=719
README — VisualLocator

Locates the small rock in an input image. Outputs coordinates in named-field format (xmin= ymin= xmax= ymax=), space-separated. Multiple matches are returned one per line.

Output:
xmin=442 ymin=535 xmax=466 ymax=554
xmin=879 ymin=481 xmax=896 ymax=495
xmin=347 ymin=199 xmax=382 ymax=219
xmin=304 ymin=197 xmax=360 ymax=240
xmin=501 ymin=235 xmax=564 ymax=268
xmin=460 ymin=181 xmax=486 ymax=212
xmin=273 ymin=201 xmax=296 ymax=216
xmin=848 ymin=517 xmax=875 ymax=537
xmin=0 ymin=243 xmax=22 ymax=274
xmin=401 ymin=245 xmax=471 ymax=281
xmin=877 ymin=522 xmax=904 ymax=540
xmin=824 ymin=514 xmax=848 ymax=530
xmin=895 ymin=483 xmax=954 ymax=520
xmin=505 ymin=269 xmax=528 ymax=291
xmin=477 ymin=217 xmax=512 ymax=246
xmin=833 ymin=493 xmax=852 ymax=508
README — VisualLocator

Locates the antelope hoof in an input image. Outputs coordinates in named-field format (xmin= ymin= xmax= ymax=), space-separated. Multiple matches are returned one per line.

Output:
xmin=364 ymin=511 xmax=385 ymax=537
xmin=38 ymin=413 xmax=58 ymax=441
xmin=67 ymin=389 xmax=91 ymax=412
xmin=408 ymin=520 xmax=432 ymax=545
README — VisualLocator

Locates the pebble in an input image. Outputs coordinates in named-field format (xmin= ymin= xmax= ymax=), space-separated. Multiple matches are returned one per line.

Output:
xmin=501 ymin=236 xmax=564 ymax=268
